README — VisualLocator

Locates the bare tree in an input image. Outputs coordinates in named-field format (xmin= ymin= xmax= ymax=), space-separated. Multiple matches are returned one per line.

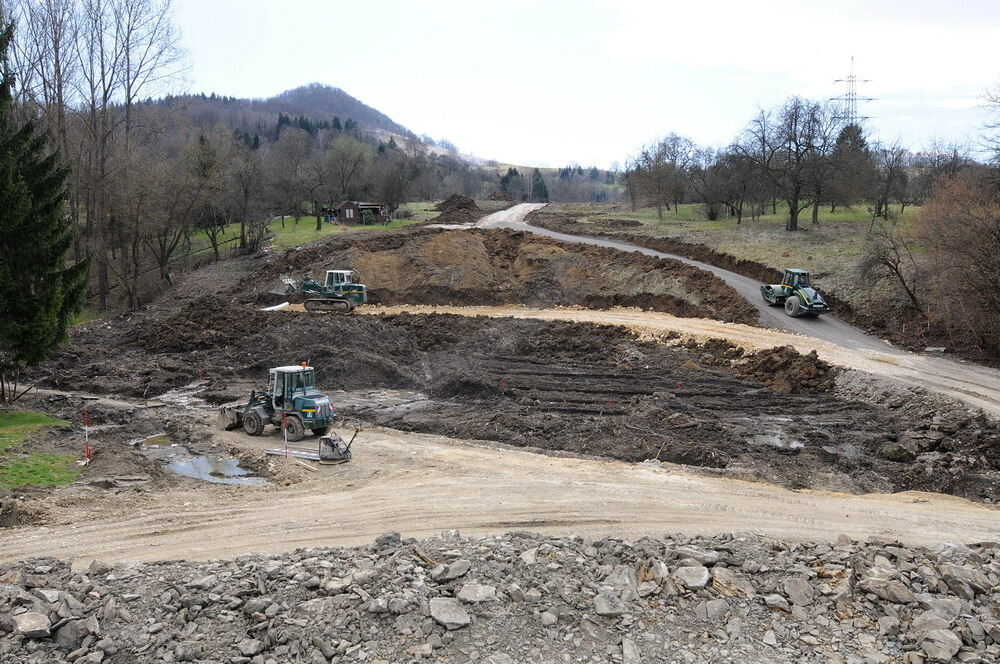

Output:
xmin=858 ymin=221 xmax=923 ymax=313
xmin=735 ymin=98 xmax=836 ymax=231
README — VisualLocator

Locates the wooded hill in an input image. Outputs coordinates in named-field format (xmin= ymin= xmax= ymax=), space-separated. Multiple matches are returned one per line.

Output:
xmin=152 ymin=83 xmax=417 ymax=144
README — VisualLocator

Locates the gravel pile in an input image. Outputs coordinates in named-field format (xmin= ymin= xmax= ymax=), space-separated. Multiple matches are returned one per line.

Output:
xmin=3 ymin=531 xmax=999 ymax=663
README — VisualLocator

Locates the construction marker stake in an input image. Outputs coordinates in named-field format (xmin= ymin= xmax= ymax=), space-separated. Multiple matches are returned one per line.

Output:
xmin=82 ymin=409 xmax=93 ymax=463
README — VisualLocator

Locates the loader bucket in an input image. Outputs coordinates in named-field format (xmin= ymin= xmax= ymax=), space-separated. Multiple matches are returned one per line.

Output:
xmin=217 ymin=406 xmax=242 ymax=430
xmin=270 ymin=274 xmax=299 ymax=296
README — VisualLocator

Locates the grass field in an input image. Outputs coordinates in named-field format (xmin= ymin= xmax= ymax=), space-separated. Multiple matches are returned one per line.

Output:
xmin=188 ymin=201 xmax=438 ymax=254
xmin=543 ymin=201 xmax=922 ymax=305
xmin=0 ymin=411 xmax=79 ymax=489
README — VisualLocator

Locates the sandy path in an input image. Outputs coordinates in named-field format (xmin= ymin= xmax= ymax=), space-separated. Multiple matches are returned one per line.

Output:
xmin=2 ymin=424 xmax=996 ymax=565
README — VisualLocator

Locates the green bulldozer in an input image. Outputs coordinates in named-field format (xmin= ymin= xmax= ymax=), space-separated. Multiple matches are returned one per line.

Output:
xmin=274 ymin=269 xmax=368 ymax=313
xmin=218 ymin=364 xmax=335 ymax=442
xmin=760 ymin=268 xmax=831 ymax=318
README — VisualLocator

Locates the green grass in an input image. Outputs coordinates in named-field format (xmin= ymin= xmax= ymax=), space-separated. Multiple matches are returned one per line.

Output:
xmin=543 ymin=201 xmax=923 ymax=308
xmin=0 ymin=453 xmax=79 ymax=489
xmin=185 ymin=202 xmax=438 ymax=254
xmin=0 ymin=412 xmax=68 ymax=452
xmin=0 ymin=412 xmax=79 ymax=489
xmin=264 ymin=214 xmax=426 ymax=250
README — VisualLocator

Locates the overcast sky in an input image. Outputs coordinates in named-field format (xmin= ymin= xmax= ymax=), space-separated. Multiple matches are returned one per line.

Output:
xmin=171 ymin=0 xmax=1000 ymax=168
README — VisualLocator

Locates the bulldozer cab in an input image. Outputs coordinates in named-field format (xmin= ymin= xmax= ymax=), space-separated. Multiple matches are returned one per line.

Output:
xmin=268 ymin=365 xmax=316 ymax=409
xmin=783 ymin=269 xmax=811 ymax=288
xmin=324 ymin=270 xmax=360 ymax=287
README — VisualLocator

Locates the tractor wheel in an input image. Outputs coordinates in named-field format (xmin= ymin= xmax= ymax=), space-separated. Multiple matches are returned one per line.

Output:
xmin=242 ymin=411 xmax=264 ymax=436
xmin=784 ymin=296 xmax=802 ymax=318
xmin=284 ymin=415 xmax=306 ymax=443
xmin=311 ymin=426 xmax=330 ymax=436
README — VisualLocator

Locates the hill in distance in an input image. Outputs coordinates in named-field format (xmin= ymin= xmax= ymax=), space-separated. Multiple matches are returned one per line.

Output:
xmin=156 ymin=82 xmax=416 ymax=139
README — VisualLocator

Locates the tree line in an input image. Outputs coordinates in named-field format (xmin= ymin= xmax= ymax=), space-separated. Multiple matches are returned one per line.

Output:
xmin=627 ymin=95 xmax=1000 ymax=356
xmin=625 ymin=97 xmax=973 ymax=231
xmin=3 ymin=0 xmax=504 ymax=310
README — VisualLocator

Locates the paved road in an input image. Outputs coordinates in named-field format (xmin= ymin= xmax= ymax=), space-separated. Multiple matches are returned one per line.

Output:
xmin=477 ymin=203 xmax=899 ymax=355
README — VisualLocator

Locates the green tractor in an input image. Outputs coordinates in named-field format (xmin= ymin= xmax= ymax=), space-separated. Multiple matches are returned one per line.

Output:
xmin=275 ymin=269 xmax=368 ymax=313
xmin=760 ymin=268 xmax=831 ymax=318
xmin=218 ymin=364 xmax=335 ymax=442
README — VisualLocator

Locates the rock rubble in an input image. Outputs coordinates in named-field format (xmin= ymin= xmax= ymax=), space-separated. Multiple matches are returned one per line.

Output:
xmin=2 ymin=531 xmax=999 ymax=663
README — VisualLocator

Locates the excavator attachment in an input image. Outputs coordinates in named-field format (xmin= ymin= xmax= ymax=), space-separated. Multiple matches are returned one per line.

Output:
xmin=270 ymin=275 xmax=299 ymax=296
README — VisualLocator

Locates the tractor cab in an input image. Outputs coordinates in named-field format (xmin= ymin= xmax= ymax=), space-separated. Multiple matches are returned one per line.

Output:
xmin=782 ymin=269 xmax=811 ymax=290
xmin=324 ymin=270 xmax=361 ymax=288
xmin=268 ymin=365 xmax=317 ymax=410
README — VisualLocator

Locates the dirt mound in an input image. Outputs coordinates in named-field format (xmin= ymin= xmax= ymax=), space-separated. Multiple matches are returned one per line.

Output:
xmin=736 ymin=345 xmax=838 ymax=394
xmin=434 ymin=194 xmax=478 ymax=213
xmin=129 ymin=295 xmax=275 ymax=352
xmin=432 ymin=194 xmax=480 ymax=224
xmin=244 ymin=227 xmax=758 ymax=325
xmin=487 ymin=189 xmax=516 ymax=201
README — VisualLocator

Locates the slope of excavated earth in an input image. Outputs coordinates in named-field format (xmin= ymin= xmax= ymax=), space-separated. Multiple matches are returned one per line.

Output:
xmin=29 ymin=296 xmax=1000 ymax=501
xmin=239 ymin=227 xmax=758 ymax=325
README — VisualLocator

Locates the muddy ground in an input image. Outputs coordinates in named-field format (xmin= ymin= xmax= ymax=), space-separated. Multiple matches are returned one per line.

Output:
xmin=24 ymin=289 xmax=1000 ymax=502
xmin=240 ymin=227 xmax=758 ymax=324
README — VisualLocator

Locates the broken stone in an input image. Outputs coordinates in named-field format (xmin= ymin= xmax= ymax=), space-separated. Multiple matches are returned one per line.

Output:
xmin=862 ymin=579 xmax=916 ymax=604
xmin=429 ymin=597 xmax=471 ymax=630
xmin=673 ymin=565 xmax=710 ymax=590
xmin=764 ymin=594 xmax=790 ymax=612
xmin=431 ymin=559 xmax=471 ymax=582
xmin=783 ymin=577 xmax=815 ymax=606
xmin=457 ymin=583 xmax=496 ymax=603
xmin=237 ymin=638 xmax=264 ymax=657
xmin=13 ymin=612 xmax=51 ymax=638
xmin=594 ymin=588 xmax=627 ymax=617
xmin=920 ymin=629 xmax=962 ymax=662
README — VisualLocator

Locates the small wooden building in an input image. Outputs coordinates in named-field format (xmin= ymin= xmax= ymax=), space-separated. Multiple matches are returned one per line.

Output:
xmin=331 ymin=201 xmax=389 ymax=225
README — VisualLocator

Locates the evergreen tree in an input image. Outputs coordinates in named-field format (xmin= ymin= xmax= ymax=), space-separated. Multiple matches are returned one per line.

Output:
xmin=530 ymin=168 xmax=549 ymax=203
xmin=0 ymin=14 xmax=88 ymax=402
xmin=500 ymin=167 xmax=522 ymax=196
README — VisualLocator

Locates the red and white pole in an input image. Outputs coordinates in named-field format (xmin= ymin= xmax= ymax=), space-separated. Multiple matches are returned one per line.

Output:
xmin=82 ymin=409 xmax=93 ymax=464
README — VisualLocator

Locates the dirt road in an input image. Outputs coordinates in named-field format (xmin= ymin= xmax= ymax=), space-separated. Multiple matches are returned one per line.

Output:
xmin=479 ymin=204 xmax=896 ymax=354
xmin=364 ymin=304 xmax=1000 ymax=415
xmin=2 ymin=423 xmax=996 ymax=565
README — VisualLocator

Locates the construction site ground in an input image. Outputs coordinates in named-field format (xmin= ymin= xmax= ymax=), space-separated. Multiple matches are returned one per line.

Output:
xmin=4 ymin=203 xmax=1000 ymax=568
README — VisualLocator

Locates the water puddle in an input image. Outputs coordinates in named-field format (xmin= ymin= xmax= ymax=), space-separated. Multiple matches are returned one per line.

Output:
xmin=166 ymin=455 xmax=269 ymax=486
xmin=136 ymin=434 xmax=269 ymax=486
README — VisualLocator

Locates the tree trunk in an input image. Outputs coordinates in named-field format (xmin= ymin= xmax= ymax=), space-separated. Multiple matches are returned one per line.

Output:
xmin=786 ymin=198 xmax=799 ymax=232
xmin=811 ymin=199 xmax=820 ymax=226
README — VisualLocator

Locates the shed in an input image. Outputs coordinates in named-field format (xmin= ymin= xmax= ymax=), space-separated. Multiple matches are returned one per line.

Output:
xmin=332 ymin=201 xmax=389 ymax=225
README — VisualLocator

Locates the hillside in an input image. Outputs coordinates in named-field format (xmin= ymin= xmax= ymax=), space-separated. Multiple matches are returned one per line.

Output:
xmin=154 ymin=82 xmax=415 ymax=138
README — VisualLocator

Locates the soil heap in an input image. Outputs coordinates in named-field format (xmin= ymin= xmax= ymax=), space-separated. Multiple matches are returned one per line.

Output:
xmin=249 ymin=227 xmax=759 ymax=325
xmin=432 ymin=195 xmax=480 ymax=225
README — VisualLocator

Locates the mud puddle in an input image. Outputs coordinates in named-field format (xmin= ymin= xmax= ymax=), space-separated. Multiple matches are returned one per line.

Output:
xmin=166 ymin=455 xmax=268 ymax=486
xmin=137 ymin=435 xmax=268 ymax=486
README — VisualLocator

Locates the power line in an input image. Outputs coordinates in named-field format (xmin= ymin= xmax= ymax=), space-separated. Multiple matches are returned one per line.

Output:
xmin=831 ymin=56 xmax=875 ymax=125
